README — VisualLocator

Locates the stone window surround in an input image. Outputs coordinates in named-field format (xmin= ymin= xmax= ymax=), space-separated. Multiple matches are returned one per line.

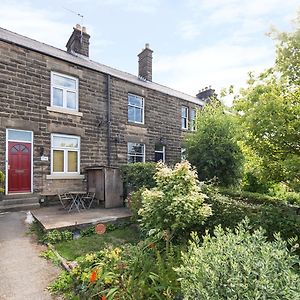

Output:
xmin=51 ymin=71 xmax=79 ymax=112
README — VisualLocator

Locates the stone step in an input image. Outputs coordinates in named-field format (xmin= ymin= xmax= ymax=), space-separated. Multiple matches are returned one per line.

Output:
xmin=2 ymin=197 xmax=39 ymax=206
xmin=0 ymin=202 xmax=40 ymax=212
xmin=3 ymin=193 xmax=39 ymax=200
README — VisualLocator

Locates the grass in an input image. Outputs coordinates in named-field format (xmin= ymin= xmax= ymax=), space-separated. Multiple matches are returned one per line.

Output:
xmin=55 ymin=225 xmax=140 ymax=261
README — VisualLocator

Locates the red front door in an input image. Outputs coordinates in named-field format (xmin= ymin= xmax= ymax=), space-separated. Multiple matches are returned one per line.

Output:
xmin=8 ymin=142 xmax=31 ymax=193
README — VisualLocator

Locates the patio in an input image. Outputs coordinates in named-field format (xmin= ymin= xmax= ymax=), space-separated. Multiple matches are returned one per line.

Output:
xmin=31 ymin=206 xmax=132 ymax=231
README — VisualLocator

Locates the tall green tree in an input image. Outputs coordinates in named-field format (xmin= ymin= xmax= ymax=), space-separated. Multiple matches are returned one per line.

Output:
xmin=185 ymin=101 xmax=243 ymax=186
xmin=234 ymin=16 xmax=300 ymax=189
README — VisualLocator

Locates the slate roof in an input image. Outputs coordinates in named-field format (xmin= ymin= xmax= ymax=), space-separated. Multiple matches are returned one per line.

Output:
xmin=0 ymin=27 xmax=203 ymax=106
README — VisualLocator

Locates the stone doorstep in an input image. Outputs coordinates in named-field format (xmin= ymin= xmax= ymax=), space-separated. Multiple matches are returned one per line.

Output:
xmin=0 ymin=202 xmax=40 ymax=212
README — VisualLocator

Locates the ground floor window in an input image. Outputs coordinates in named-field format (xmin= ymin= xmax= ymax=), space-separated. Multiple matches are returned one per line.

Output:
xmin=128 ymin=143 xmax=145 ymax=163
xmin=51 ymin=134 xmax=80 ymax=174
xmin=154 ymin=144 xmax=165 ymax=162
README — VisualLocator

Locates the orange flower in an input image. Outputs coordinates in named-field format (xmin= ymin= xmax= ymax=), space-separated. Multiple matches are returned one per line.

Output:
xmin=101 ymin=295 xmax=107 ymax=300
xmin=148 ymin=242 xmax=156 ymax=249
xmin=90 ymin=270 xmax=97 ymax=283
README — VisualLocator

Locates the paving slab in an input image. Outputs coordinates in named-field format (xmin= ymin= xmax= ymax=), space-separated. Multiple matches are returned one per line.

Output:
xmin=0 ymin=211 xmax=60 ymax=300
xmin=31 ymin=206 xmax=132 ymax=231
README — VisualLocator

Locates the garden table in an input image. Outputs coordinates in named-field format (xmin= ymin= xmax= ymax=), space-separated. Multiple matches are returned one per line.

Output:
xmin=68 ymin=191 xmax=87 ymax=213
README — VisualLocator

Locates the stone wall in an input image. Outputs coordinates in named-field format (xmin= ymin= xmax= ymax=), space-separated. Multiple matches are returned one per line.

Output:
xmin=0 ymin=40 xmax=200 ymax=194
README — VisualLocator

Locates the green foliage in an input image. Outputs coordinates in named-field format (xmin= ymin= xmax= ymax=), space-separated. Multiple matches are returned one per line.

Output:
xmin=234 ymin=18 xmax=300 ymax=190
xmin=40 ymin=249 xmax=61 ymax=266
xmin=127 ymin=188 xmax=145 ymax=221
xmin=50 ymin=241 xmax=182 ymax=300
xmin=120 ymin=162 xmax=157 ymax=194
xmin=0 ymin=171 xmax=4 ymax=193
xmin=202 ymin=186 xmax=300 ymax=246
xmin=55 ymin=226 xmax=140 ymax=261
xmin=139 ymin=161 xmax=212 ymax=236
xmin=176 ymin=220 xmax=300 ymax=300
xmin=186 ymin=101 xmax=244 ymax=186
xmin=45 ymin=229 xmax=73 ymax=244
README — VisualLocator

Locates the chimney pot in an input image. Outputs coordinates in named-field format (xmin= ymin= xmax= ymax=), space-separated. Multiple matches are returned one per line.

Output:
xmin=75 ymin=24 xmax=81 ymax=30
xmin=145 ymin=43 xmax=150 ymax=49
xmin=82 ymin=26 xmax=87 ymax=33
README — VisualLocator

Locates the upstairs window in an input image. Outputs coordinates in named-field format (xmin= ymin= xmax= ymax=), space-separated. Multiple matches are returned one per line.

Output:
xmin=51 ymin=72 xmax=78 ymax=111
xmin=155 ymin=144 xmax=165 ymax=163
xmin=128 ymin=143 xmax=145 ymax=163
xmin=181 ymin=106 xmax=188 ymax=129
xmin=128 ymin=94 xmax=144 ymax=124
xmin=51 ymin=134 xmax=80 ymax=174
xmin=190 ymin=109 xmax=196 ymax=131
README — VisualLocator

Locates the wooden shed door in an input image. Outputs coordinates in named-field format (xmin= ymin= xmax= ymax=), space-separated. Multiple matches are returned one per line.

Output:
xmin=8 ymin=142 xmax=31 ymax=193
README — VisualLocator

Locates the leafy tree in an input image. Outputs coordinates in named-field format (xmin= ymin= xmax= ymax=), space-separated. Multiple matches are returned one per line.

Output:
xmin=185 ymin=101 xmax=244 ymax=186
xmin=234 ymin=17 xmax=300 ymax=189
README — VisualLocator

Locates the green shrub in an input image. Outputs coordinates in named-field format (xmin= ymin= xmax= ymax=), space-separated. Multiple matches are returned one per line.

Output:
xmin=50 ymin=242 xmax=182 ymax=299
xmin=45 ymin=229 xmax=73 ymax=244
xmin=185 ymin=101 xmax=244 ymax=186
xmin=202 ymin=187 xmax=300 ymax=246
xmin=127 ymin=188 xmax=145 ymax=221
xmin=139 ymin=161 xmax=212 ymax=237
xmin=176 ymin=220 xmax=300 ymax=300
xmin=0 ymin=171 xmax=4 ymax=193
xmin=120 ymin=162 xmax=157 ymax=195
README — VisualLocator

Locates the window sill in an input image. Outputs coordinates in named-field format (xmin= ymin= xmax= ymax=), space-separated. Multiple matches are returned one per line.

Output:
xmin=47 ymin=106 xmax=83 ymax=117
xmin=46 ymin=174 xmax=85 ymax=180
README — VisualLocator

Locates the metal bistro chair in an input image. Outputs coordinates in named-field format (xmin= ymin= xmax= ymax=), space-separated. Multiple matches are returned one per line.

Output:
xmin=81 ymin=192 xmax=96 ymax=209
xmin=58 ymin=193 xmax=73 ymax=210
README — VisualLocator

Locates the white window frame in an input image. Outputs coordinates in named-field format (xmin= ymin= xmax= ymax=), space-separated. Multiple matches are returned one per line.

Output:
xmin=51 ymin=72 xmax=79 ymax=111
xmin=181 ymin=106 xmax=189 ymax=130
xmin=190 ymin=108 xmax=196 ymax=131
xmin=127 ymin=142 xmax=145 ymax=163
xmin=155 ymin=145 xmax=165 ymax=163
xmin=51 ymin=133 xmax=80 ymax=175
xmin=128 ymin=93 xmax=144 ymax=124
xmin=181 ymin=148 xmax=187 ymax=161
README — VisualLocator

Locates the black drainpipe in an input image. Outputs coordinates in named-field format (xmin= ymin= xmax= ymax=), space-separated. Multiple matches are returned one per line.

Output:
xmin=107 ymin=74 xmax=112 ymax=166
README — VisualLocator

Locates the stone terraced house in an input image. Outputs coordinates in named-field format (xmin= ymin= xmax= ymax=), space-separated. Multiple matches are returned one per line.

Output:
xmin=0 ymin=25 xmax=214 ymax=198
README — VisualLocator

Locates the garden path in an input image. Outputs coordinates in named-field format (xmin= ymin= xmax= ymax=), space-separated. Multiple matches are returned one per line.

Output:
xmin=0 ymin=211 xmax=60 ymax=300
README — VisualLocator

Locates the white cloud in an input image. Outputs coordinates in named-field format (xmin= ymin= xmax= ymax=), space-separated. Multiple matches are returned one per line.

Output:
xmin=179 ymin=20 xmax=202 ymax=40
xmin=93 ymin=0 xmax=160 ymax=13
xmin=154 ymin=41 xmax=274 ymax=102
xmin=0 ymin=1 xmax=71 ymax=49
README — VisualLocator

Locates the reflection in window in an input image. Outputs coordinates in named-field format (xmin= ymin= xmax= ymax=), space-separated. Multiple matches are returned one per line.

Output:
xmin=128 ymin=143 xmax=145 ymax=163
xmin=128 ymin=94 xmax=144 ymax=124
xmin=51 ymin=72 xmax=78 ymax=111
xmin=51 ymin=134 xmax=80 ymax=174
xmin=154 ymin=144 xmax=165 ymax=163
xmin=181 ymin=106 xmax=188 ymax=129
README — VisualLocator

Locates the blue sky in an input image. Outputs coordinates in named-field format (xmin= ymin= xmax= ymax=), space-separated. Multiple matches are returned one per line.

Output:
xmin=1 ymin=0 xmax=299 ymax=104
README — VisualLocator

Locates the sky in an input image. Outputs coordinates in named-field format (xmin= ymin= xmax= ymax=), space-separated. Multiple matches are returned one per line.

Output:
xmin=1 ymin=0 xmax=299 ymax=105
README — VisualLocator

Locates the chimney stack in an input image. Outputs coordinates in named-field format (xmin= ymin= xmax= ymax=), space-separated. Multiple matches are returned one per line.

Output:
xmin=138 ymin=43 xmax=153 ymax=81
xmin=196 ymin=86 xmax=216 ymax=103
xmin=66 ymin=24 xmax=90 ymax=57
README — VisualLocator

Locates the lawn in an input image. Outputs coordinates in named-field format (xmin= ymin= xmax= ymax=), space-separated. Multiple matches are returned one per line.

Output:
xmin=54 ymin=225 xmax=140 ymax=261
